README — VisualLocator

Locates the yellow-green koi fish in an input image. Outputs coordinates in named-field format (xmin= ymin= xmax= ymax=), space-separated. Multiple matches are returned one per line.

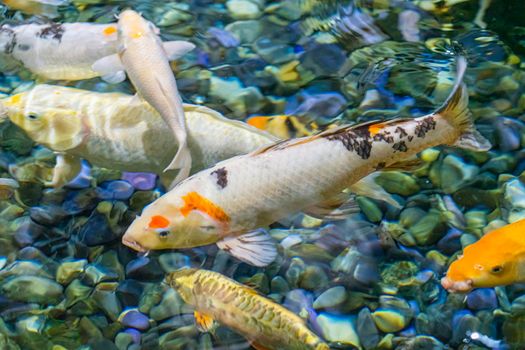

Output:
xmin=442 ymin=219 xmax=525 ymax=293
xmin=0 ymin=22 xmax=119 ymax=80
xmin=167 ymin=268 xmax=329 ymax=350
xmin=1 ymin=84 xmax=278 ymax=187
xmin=92 ymin=9 xmax=195 ymax=184
xmin=122 ymin=57 xmax=491 ymax=267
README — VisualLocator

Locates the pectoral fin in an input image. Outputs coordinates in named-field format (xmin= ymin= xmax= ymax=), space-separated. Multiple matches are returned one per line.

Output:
xmin=92 ymin=55 xmax=126 ymax=83
xmin=163 ymin=41 xmax=196 ymax=61
xmin=194 ymin=311 xmax=216 ymax=332
xmin=217 ymin=229 xmax=277 ymax=267
xmin=349 ymin=173 xmax=401 ymax=208
xmin=44 ymin=154 xmax=82 ymax=188
xmin=304 ymin=192 xmax=359 ymax=220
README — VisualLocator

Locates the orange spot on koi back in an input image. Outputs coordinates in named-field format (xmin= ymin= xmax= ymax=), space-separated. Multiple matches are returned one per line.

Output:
xmin=103 ymin=26 xmax=117 ymax=36
xmin=180 ymin=192 xmax=230 ymax=223
xmin=149 ymin=215 xmax=169 ymax=229
xmin=368 ymin=123 xmax=386 ymax=136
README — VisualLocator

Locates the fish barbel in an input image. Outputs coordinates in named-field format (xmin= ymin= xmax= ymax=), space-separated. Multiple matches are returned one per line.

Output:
xmin=0 ymin=22 xmax=118 ymax=80
xmin=122 ymin=57 xmax=491 ymax=267
xmin=92 ymin=9 xmax=195 ymax=185
xmin=167 ymin=268 xmax=329 ymax=350
xmin=1 ymin=84 xmax=278 ymax=187
xmin=441 ymin=218 xmax=525 ymax=293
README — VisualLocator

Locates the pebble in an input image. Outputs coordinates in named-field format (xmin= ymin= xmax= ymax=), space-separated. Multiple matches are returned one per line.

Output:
xmin=226 ymin=0 xmax=262 ymax=20
xmin=121 ymin=172 xmax=157 ymax=191
xmin=1 ymin=276 xmax=63 ymax=304
xmin=96 ymin=180 xmax=135 ymax=201
xmin=313 ymin=286 xmax=347 ymax=310
xmin=125 ymin=257 xmax=164 ymax=282
xmin=372 ymin=308 xmax=409 ymax=333
xmin=466 ymin=288 xmax=498 ymax=310
xmin=316 ymin=313 xmax=360 ymax=348
xmin=119 ymin=309 xmax=150 ymax=331
xmin=357 ymin=308 xmax=380 ymax=350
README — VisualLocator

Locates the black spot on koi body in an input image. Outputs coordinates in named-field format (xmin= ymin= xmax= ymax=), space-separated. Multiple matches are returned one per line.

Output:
xmin=17 ymin=44 xmax=30 ymax=51
xmin=373 ymin=132 xmax=394 ymax=144
xmin=393 ymin=140 xmax=408 ymax=152
xmin=326 ymin=131 xmax=373 ymax=159
xmin=408 ymin=135 xmax=414 ymax=142
xmin=284 ymin=117 xmax=296 ymax=134
xmin=39 ymin=23 xmax=65 ymax=42
xmin=414 ymin=116 xmax=436 ymax=138
xmin=211 ymin=167 xmax=228 ymax=189
xmin=395 ymin=126 xmax=408 ymax=138
xmin=376 ymin=162 xmax=386 ymax=170
xmin=0 ymin=26 xmax=16 ymax=54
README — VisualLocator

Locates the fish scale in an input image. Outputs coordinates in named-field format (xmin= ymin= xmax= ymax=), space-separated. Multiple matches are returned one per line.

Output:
xmin=169 ymin=269 xmax=329 ymax=350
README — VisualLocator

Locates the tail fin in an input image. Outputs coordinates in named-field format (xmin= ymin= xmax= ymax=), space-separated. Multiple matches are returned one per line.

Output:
xmin=437 ymin=56 xmax=491 ymax=152
xmin=164 ymin=142 xmax=192 ymax=188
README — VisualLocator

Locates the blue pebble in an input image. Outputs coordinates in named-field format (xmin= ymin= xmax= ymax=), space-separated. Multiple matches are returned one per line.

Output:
xmin=452 ymin=310 xmax=473 ymax=329
xmin=437 ymin=228 xmax=463 ymax=255
xmin=283 ymin=289 xmax=313 ymax=314
xmin=96 ymin=180 xmax=135 ymax=201
xmin=66 ymin=160 xmax=92 ymax=189
xmin=399 ymin=325 xmax=416 ymax=337
xmin=466 ymin=288 xmax=498 ymax=310
xmin=123 ymin=328 xmax=141 ymax=344
xmin=120 ymin=309 xmax=150 ymax=330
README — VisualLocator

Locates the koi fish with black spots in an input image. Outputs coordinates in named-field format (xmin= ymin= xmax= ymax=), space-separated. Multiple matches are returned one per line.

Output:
xmin=122 ymin=57 xmax=491 ymax=267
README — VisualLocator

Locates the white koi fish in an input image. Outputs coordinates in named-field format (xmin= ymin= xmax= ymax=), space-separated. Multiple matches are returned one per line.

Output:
xmin=121 ymin=57 xmax=491 ymax=267
xmin=1 ymin=84 xmax=277 ymax=187
xmin=92 ymin=9 xmax=195 ymax=185
xmin=0 ymin=22 xmax=118 ymax=80
xmin=1 ymin=0 xmax=68 ymax=19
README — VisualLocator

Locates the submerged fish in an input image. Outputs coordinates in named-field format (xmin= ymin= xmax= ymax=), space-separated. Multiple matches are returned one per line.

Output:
xmin=1 ymin=0 xmax=68 ymax=18
xmin=122 ymin=57 xmax=491 ymax=266
xmin=246 ymin=115 xmax=320 ymax=139
xmin=0 ymin=22 xmax=118 ymax=80
xmin=92 ymin=9 xmax=195 ymax=185
xmin=441 ymin=219 xmax=525 ymax=293
xmin=167 ymin=268 xmax=329 ymax=350
xmin=1 ymin=84 xmax=278 ymax=187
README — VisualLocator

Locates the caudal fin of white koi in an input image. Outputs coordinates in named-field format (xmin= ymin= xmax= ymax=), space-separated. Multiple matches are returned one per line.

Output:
xmin=164 ymin=143 xmax=192 ymax=187
xmin=437 ymin=56 xmax=491 ymax=152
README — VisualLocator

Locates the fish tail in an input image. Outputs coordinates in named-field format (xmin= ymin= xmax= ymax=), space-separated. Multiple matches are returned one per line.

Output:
xmin=437 ymin=56 xmax=491 ymax=151
xmin=164 ymin=140 xmax=192 ymax=187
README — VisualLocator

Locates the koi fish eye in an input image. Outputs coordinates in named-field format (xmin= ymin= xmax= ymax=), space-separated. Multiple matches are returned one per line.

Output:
xmin=491 ymin=265 xmax=503 ymax=274
xmin=156 ymin=229 xmax=170 ymax=239
xmin=26 ymin=114 xmax=39 ymax=120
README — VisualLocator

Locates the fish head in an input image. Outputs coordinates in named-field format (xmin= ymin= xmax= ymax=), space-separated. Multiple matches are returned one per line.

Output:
xmin=118 ymin=9 xmax=159 ymax=42
xmin=166 ymin=268 xmax=198 ymax=302
xmin=2 ymin=92 xmax=86 ymax=151
xmin=122 ymin=191 xmax=227 ymax=252
xmin=441 ymin=235 xmax=521 ymax=292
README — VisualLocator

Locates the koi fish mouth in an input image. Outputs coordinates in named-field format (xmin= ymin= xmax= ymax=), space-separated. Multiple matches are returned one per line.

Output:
xmin=440 ymin=277 xmax=473 ymax=293
xmin=122 ymin=236 xmax=147 ymax=253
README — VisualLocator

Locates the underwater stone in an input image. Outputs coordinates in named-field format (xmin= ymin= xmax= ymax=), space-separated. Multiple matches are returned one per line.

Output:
xmin=62 ymin=188 xmax=99 ymax=215
xmin=92 ymin=283 xmax=122 ymax=321
xmin=121 ymin=172 xmax=157 ymax=191
xmin=84 ymin=264 xmax=119 ymax=285
xmin=434 ymin=155 xmax=480 ymax=194
xmin=125 ymin=257 xmax=164 ymax=282
xmin=115 ymin=332 xmax=134 ymax=350
xmin=317 ymin=313 xmax=360 ymax=348
xmin=1 ymin=275 xmax=63 ymax=304
xmin=254 ymin=37 xmax=295 ymax=65
xmin=129 ymin=191 xmax=159 ymax=212
xmin=283 ymin=289 xmax=313 ymax=315
xmin=119 ymin=309 xmax=150 ymax=331
xmin=77 ymin=211 xmax=119 ymax=246
xmin=96 ymin=180 xmax=135 ymax=201
xmin=56 ymin=259 xmax=87 ymax=285
xmin=466 ymin=288 xmax=498 ymax=310
xmin=123 ymin=328 xmax=141 ymax=344
xmin=13 ymin=216 xmax=47 ymax=246
xmin=493 ymin=117 xmax=522 ymax=151
xmin=225 ymin=20 xmax=263 ymax=44
xmin=409 ymin=209 xmax=446 ymax=246
xmin=207 ymin=27 xmax=240 ymax=48
xmin=285 ymin=257 xmax=306 ymax=288
xmin=226 ymin=0 xmax=261 ymax=20
xmin=313 ymin=286 xmax=347 ymax=310
xmin=270 ymin=276 xmax=289 ymax=294
xmin=510 ymin=294 xmax=525 ymax=315
xmin=357 ymin=308 xmax=380 ymax=350
xmin=286 ymin=91 xmax=347 ymax=120
xmin=150 ymin=288 xmax=183 ymax=321
xmin=357 ymin=197 xmax=383 ymax=223
xmin=29 ymin=205 xmax=68 ymax=226
xmin=375 ymin=172 xmax=420 ymax=196
xmin=64 ymin=279 xmax=92 ymax=308
xmin=372 ymin=309 xmax=409 ymax=333
xmin=299 ymin=43 xmax=346 ymax=76
xmin=158 ymin=253 xmax=190 ymax=273
xmin=116 ymin=280 xmax=144 ymax=307
xmin=437 ymin=228 xmax=462 ymax=255
xmin=451 ymin=313 xmax=481 ymax=346
xmin=299 ymin=265 xmax=328 ymax=291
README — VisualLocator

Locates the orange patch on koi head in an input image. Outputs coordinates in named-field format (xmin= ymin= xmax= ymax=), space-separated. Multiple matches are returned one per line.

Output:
xmin=180 ymin=192 xmax=230 ymax=223
xmin=247 ymin=116 xmax=270 ymax=130
xmin=103 ymin=26 xmax=117 ymax=36
xmin=149 ymin=215 xmax=170 ymax=229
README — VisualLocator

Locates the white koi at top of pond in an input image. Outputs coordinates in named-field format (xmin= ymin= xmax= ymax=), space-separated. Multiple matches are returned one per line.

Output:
xmin=0 ymin=22 xmax=119 ymax=80
xmin=122 ymin=57 xmax=492 ymax=267
xmin=92 ymin=9 xmax=195 ymax=187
